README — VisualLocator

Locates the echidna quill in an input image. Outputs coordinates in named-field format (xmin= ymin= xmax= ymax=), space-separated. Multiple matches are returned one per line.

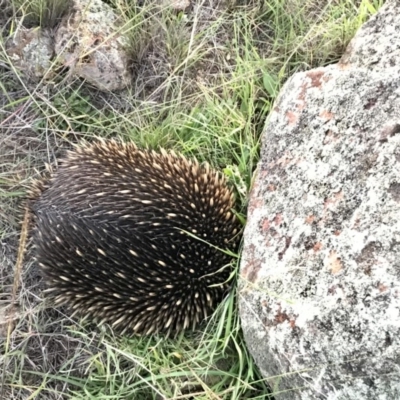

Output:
xmin=29 ymin=140 xmax=241 ymax=336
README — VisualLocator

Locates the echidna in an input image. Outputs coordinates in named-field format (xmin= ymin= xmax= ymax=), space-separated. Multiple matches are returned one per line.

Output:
xmin=29 ymin=140 xmax=241 ymax=336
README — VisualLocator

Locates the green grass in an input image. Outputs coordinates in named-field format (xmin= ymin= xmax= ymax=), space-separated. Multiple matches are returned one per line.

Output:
xmin=10 ymin=0 xmax=72 ymax=28
xmin=0 ymin=0 xmax=384 ymax=398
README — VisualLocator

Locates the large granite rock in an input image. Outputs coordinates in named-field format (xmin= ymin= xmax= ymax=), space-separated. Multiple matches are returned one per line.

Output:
xmin=239 ymin=1 xmax=400 ymax=399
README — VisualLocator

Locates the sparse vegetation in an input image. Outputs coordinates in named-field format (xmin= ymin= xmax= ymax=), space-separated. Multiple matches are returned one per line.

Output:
xmin=11 ymin=0 xmax=73 ymax=28
xmin=0 ymin=0 xmax=384 ymax=398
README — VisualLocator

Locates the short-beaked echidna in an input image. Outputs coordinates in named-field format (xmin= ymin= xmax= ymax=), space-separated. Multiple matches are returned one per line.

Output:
xmin=30 ymin=140 xmax=241 ymax=335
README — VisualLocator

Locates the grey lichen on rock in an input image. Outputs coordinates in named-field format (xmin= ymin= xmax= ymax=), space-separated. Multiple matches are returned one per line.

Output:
xmin=239 ymin=0 xmax=400 ymax=399
xmin=54 ymin=0 xmax=132 ymax=91
xmin=6 ymin=26 xmax=54 ymax=79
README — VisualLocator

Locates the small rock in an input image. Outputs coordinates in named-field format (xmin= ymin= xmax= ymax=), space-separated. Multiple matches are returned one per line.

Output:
xmin=6 ymin=26 xmax=54 ymax=79
xmin=155 ymin=0 xmax=191 ymax=12
xmin=166 ymin=0 xmax=191 ymax=11
xmin=54 ymin=0 xmax=132 ymax=91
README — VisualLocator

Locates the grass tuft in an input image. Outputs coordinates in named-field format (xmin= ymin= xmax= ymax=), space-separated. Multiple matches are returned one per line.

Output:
xmin=12 ymin=0 xmax=73 ymax=29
